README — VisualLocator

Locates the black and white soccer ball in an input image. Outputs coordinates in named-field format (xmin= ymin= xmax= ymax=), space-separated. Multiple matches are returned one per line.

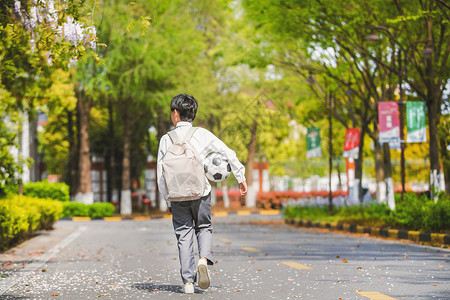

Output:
xmin=204 ymin=152 xmax=231 ymax=182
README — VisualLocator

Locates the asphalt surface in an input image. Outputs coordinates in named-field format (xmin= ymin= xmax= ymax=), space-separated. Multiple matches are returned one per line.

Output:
xmin=0 ymin=214 xmax=449 ymax=299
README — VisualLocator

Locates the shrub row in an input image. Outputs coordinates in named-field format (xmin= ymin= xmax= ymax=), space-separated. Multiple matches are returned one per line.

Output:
xmin=23 ymin=181 xmax=70 ymax=202
xmin=0 ymin=195 xmax=63 ymax=251
xmin=283 ymin=192 xmax=450 ymax=233
xmin=7 ymin=181 xmax=70 ymax=202
xmin=61 ymin=202 xmax=115 ymax=219
xmin=386 ymin=192 xmax=450 ymax=233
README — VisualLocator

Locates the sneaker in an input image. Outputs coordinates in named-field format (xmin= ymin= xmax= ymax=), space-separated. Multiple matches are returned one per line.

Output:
xmin=184 ymin=282 xmax=194 ymax=294
xmin=197 ymin=257 xmax=210 ymax=289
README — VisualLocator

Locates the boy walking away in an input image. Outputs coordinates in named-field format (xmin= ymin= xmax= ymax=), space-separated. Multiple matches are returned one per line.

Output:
xmin=157 ymin=93 xmax=248 ymax=294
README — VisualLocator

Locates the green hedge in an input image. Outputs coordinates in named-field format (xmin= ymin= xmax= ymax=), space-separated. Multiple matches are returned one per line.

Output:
xmin=384 ymin=193 xmax=450 ymax=233
xmin=61 ymin=202 xmax=89 ymax=218
xmin=283 ymin=192 xmax=450 ymax=233
xmin=0 ymin=195 xmax=63 ymax=251
xmin=88 ymin=203 xmax=115 ymax=218
xmin=62 ymin=202 xmax=115 ymax=218
xmin=23 ymin=181 xmax=70 ymax=202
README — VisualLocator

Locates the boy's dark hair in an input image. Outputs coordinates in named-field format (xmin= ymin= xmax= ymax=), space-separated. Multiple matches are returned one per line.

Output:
xmin=170 ymin=93 xmax=198 ymax=122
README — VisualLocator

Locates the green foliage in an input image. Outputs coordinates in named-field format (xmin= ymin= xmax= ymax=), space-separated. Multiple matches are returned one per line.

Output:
xmin=22 ymin=181 xmax=70 ymax=202
xmin=283 ymin=203 xmax=391 ymax=226
xmin=335 ymin=203 xmax=392 ymax=226
xmin=61 ymin=202 xmax=115 ymax=218
xmin=283 ymin=205 xmax=330 ymax=220
xmin=0 ymin=195 xmax=63 ymax=251
xmin=61 ymin=202 xmax=89 ymax=218
xmin=241 ymin=0 xmax=449 ymax=190
xmin=385 ymin=193 xmax=450 ymax=233
xmin=88 ymin=202 xmax=115 ymax=219
xmin=0 ymin=200 xmax=29 ymax=251
xmin=283 ymin=192 xmax=450 ymax=233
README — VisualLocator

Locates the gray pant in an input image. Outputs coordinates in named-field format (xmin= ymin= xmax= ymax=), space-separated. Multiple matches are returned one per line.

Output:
xmin=171 ymin=193 xmax=214 ymax=284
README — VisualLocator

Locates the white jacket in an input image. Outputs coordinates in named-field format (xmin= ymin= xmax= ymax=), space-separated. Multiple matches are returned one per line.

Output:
xmin=157 ymin=121 xmax=246 ymax=207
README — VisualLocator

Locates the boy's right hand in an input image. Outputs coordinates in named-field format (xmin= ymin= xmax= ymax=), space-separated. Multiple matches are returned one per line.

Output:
xmin=239 ymin=181 xmax=248 ymax=196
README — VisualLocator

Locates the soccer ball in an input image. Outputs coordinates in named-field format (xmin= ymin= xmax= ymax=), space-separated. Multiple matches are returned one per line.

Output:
xmin=204 ymin=152 xmax=231 ymax=182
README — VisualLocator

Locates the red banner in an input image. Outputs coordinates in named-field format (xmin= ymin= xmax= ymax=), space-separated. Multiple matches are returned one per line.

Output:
xmin=378 ymin=101 xmax=400 ymax=147
xmin=343 ymin=128 xmax=360 ymax=159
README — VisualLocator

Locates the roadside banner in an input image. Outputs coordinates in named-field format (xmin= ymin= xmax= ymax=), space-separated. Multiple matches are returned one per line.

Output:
xmin=378 ymin=101 xmax=400 ymax=147
xmin=406 ymin=101 xmax=427 ymax=143
xmin=343 ymin=128 xmax=360 ymax=159
xmin=306 ymin=127 xmax=321 ymax=158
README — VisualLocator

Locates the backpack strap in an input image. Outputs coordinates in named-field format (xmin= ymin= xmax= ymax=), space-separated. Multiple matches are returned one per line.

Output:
xmin=183 ymin=127 xmax=198 ymax=142
xmin=167 ymin=130 xmax=180 ymax=144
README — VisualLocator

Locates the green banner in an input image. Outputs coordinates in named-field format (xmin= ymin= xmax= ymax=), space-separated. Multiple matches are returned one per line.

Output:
xmin=406 ymin=101 xmax=427 ymax=143
xmin=306 ymin=127 xmax=321 ymax=158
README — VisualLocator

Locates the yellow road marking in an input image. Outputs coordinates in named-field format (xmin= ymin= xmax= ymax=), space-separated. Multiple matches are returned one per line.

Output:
xmin=104 ymin=217 xmax=122 ymax=222
xmin=163 ymin=215 xmax=172 ymax=219
xmin=237 ymin=211 xmax=251 ymax=215
xmin=213 ymin=211 xmax=228 ymax=217
xmin=280 ymin=261 xmax=312 ymax=270
xmin=241 ymin=247 xmax=261 ymax=253
xmin=356 ymin=291 xmax=398 ymax=300
xmin=219 ymin=238 xmax=232 ymax=244
xmin=259 ymin=210 xmax=279 ymax=215
xmin=133 ymin=216 xmax=151 ymax=221
xmin=72 ymin=217 xmax=91 ymax=222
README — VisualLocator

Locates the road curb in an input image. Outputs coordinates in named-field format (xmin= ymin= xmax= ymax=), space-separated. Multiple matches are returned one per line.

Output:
xmin=66 ymin=210 xmax=280 ymax=222
xmin=285 ymin=218 xmax=450 ymax=245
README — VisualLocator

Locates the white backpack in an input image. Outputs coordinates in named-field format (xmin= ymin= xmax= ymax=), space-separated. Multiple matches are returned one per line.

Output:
xmin=162 ymin=127 xmax=206 ymax=201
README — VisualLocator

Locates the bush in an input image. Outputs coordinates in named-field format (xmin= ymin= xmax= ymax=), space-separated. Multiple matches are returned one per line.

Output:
xmin=0 ymin=195 xmax=63 ymax=251
xmin=88 ymin=203 xmax=115 ymax=218
xmin=61 ymin=202 xmax=116 ymax=218
xmin=283 ymin=192 xmax=450 ymax=233
xmin=61 ymin=202 xmax=89 ymax=218
xmin=31 ymin=198 xmax=64 ymax=230
xmin=0 ymin=201 xmax=29 ymax=250
xmin=282 ymin=205 xmax=329 ymax=220
xmin=385 ymin=192 xmax=450 ymax=233
xmin=23 ymin=181 xmax=70 ymax=202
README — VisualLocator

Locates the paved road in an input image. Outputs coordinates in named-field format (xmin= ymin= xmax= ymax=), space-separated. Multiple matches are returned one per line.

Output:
xmin=0 ymin=214 xmax=449 ymax=299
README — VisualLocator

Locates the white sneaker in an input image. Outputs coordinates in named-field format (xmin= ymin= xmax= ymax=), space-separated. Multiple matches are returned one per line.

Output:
xmin=184 ymin=282 xmax=194 ymax=294
xmin=197 ymin=257 xmax=210 ymax=289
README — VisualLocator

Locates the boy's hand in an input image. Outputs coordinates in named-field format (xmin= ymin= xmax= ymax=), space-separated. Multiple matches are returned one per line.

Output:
xmin=239 ymin=181 xmax=248 ymax=196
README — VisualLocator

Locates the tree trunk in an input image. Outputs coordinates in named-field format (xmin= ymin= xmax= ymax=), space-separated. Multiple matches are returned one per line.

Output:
xmin=67 ymin=109 xmax=77 ymax=197
xmin=29 ymin=114 xmax=39 ymax=182
xmin=107 ymin=99 xmax=118 ymax=204
xmin=121 ymin=108 xmax=132 ymax=215
xmin=245 ymin=121 xmax=258 ymax=208
xmin=354 ymin=125 xmax=366 ymax=204
xmin=427 ymin=90 xmax=443 ymax=198
xmin=336 ymin=160 xmax=342 ymax=191
xmin=374 ymin=141 xmax=386 ymax=204
xmin=74 ymin=94 xmax=93 ymax=204
xmin=424 ymin=11 xmax=443 ymax=198
xmin=383 ymin=143 xmax=395 ymax=210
